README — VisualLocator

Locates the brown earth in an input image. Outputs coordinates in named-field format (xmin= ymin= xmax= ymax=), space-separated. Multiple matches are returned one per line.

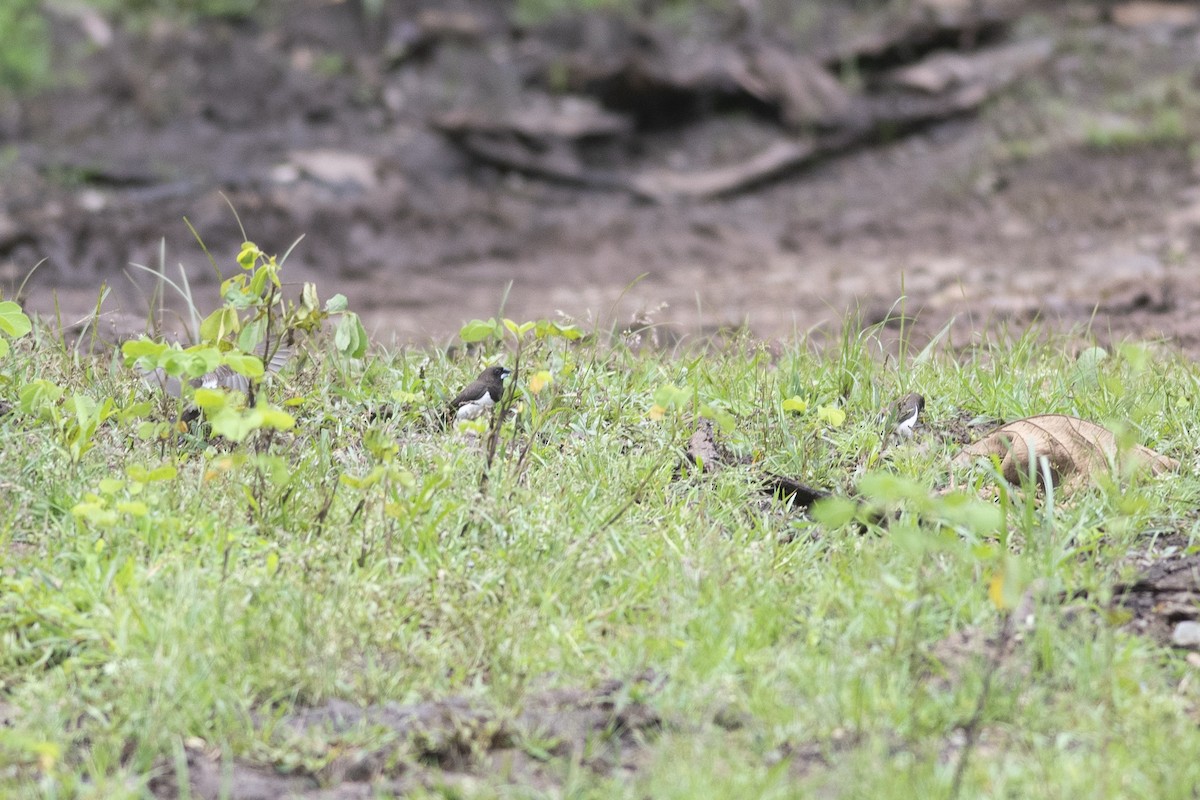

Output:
xmin=146 ymin=674 xmax=662 ymax=799
xmin=2 ymin=1 xmax=1200 ymax=352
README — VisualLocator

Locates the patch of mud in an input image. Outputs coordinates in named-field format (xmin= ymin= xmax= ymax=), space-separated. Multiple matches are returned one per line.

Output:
xmin=1115 ymin=535 xmax=1200 ymax=647
xmin=927 ymin=611 xmax=1034 ymax=693
xmin=4 ymin=3 xmax=1200 ymax=350
xmin=766 ymin=730 xmax=862 ymax=780
xmin=148 ymin=674 xmax=661 ymax=799
xmin=939 ymin=407 xmax=996 ymax=446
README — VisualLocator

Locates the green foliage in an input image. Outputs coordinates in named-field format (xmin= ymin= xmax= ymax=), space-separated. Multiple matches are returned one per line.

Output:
xmin=193 ymin=387 xmax=294 ymax=442
xmin=0 ymin=0 xmax=280 ymax=97
xmin=2 ymin=295 xmax=1199 ymax=799
xmin=0 ymin=1 xmax=50 ymax=94
xmin=0 ymin=299 xmax=32 ymax=358
xmin=18 ymin=378 xmax=143 ymax=464
xmin=84 ymin=0 xmax=267 ymax=22
xmin=459 ymin=316 xmax=583 ymax=345
xmin=122 ymin=240 xmax=366 ymax=443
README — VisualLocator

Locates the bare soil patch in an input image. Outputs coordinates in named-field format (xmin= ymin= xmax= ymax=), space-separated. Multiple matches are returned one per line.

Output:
xmin=3 ymin=2 xmax=1200 ymax=350
xmin=148 ymin=675 xmax=661 ymax=799
xmin=1116 ymin=534 xmax=1200 ymax=647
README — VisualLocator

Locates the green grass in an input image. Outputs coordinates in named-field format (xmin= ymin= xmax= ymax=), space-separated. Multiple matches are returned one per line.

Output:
xmin=0 ymin=0 xmax=270 ymax=97
xmin=2 ymin=289 xmax=1200 ymax=798
xmin=0 ymin=0 xmax=51 ymax=94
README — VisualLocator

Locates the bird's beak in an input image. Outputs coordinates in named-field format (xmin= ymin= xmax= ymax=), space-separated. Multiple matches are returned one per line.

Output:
xmin=501 ymin=368 xmax=512 ymax=379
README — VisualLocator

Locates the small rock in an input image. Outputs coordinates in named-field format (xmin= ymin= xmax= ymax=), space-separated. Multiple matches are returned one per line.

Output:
xmin=288 ymin=149 xmax=379 ymax=191
xmin=1111 ymin=2 xmax=1200 ymax=30
xmin=77 ymin=188 xmax=107 ymax=213
xmin=1172 ymin=621 xmax=1200 ymax=648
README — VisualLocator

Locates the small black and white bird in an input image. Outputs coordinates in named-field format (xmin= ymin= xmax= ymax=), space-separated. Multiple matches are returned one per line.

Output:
xmin=448 ymin=365 xmax=512 ymax=422
xmin=886 ymin=392 xmax=925 ymax=438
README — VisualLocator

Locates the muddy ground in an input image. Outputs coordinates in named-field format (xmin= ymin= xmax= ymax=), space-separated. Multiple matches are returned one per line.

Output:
xmin=2 ymin=0 xmax=1200 ymax=351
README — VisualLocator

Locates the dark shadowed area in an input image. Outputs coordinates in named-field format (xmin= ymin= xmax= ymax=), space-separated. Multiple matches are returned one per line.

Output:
xmin=2 ymin=0 xmax=1199 ymax=350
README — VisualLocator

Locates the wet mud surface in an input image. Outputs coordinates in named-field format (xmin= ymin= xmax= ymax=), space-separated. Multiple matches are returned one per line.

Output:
xmin=2 ymin=1 xmax=1200 ymax=350
xmin=147 ymin=675 xmax=661 ymax=799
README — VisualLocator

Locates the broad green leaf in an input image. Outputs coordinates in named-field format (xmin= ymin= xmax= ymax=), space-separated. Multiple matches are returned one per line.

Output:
xmin=653 ymin=384 xmax=691 ymax=409
xmin=335 ymin=313 xmax=369 ymax=358
xmin=210 ymin=411 xmax=255 ymax=442
xmin=225 ymin=352 xmax=265 ymax=379
xmin=254 ymin=406 xmax=295 ymax=431
xmin=193 ymin=388 xmax=229 ymax=412
xmin=146 ymin=464 xmax=178 ymax=482
xmin=117 ymin=401 xmax=154 ymax=424
xmin=535 ymin=320 xmax=584 ymax=340
xmin=72 ymin=500 xmax=117 ymax=527
xmin=199 ymin=307 xmax=240 ymax=343
xmin=98 ymin=478 xmax=125 ymax=495
xmin=121 ymin=338 xmax=168 ymax=363
xmin=1072 ymin=346 xmax=1108 ymax=388
xmin=333 ymin=313 xmax=358 ymax=354
xmin=295 ymin=283 xmax=321 ymax=320
xmin=1118 ymin=342 xmax=1150 ymax=372
xmin=816 ymin=405 xmax=846 ymax=427
xmin=67 ymin=393 xmax=97 ymax=428
xmin=248 ymin=265 xmax=269 ymax=297
xmin=251 ymin=454 xmax=291 ymax=485
xmin=858 ymin=472 xmax=927 ymax=503
xmin=0 ymin=300 xmax=32 ymax=338
xmin=782 ymin=396 xmax=807 ymax=413
xmin=459 ymin=318 xmax=500 ymax=343
xmin=936 ymin=491 xmax=1004 ymax=532
xmin=116 ymin=500 xmax=149 ymax=517
xmin=128 ymin=464 xmax=177 ymax=483
xmin=19 ymin=379 xmax=63 ymax=417
xmin=811 ymin=496 xmax=859 ymax=527
xmin=137 ymin=421 xmax=166 ymax=440
xmin=237 ymin=241 xmax=260 ymax=269
xmin=237 ymin=317 xmax=266 ymax=354
xmin=220 ymin=274 xmax=255 ymax=308
xmin=169 ymin=346 xmax=222 ymax=378
xmin=325 ymin=293 xmax=348 ymax=312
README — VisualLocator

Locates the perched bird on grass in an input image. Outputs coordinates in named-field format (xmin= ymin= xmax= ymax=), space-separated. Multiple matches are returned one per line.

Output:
xmin=448 ymin=365 xmax=512 ymax=423
xmin=884 ymin=392 xmax=925 ymax=438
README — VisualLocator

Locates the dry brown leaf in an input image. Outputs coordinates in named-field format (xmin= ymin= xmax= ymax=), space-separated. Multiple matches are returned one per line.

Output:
xmin=952 ymin=414 xmax=1178 ymax=491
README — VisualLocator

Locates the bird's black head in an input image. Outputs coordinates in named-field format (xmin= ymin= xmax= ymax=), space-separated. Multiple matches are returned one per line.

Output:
xmin=488 ymin=366 xmax=512 ymax=381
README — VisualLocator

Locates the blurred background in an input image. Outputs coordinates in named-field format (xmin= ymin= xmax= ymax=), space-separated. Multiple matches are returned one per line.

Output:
xmin=1 ymin=0 xmax=1198 ymax=350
